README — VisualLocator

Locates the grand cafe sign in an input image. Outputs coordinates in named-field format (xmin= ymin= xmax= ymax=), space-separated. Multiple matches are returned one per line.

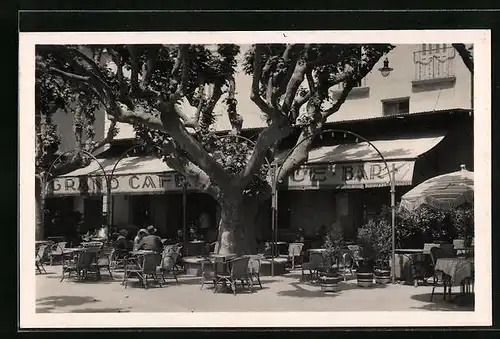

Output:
xmin=48 ymin=172 xmax=202 ymax=196
xmin=48 ymin=160 xmax=415 ymax=196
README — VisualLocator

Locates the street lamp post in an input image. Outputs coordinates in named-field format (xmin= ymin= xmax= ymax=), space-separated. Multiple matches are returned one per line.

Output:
xmin=272 ymin=128 xmax=397 ymax=283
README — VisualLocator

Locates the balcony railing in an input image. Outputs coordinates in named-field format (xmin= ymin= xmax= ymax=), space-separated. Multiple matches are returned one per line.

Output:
xmin=413 ymin=46 xmax=456 ymax=83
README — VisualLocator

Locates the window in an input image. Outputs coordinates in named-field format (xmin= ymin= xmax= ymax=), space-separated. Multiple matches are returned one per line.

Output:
xmin=382 ymin=98 xmax=410 ymax=115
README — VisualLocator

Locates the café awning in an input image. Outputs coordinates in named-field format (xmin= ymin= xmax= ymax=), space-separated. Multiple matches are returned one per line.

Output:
xmin=281 ymin=134 xmax=446 ymax=190
xmin=47 ymin=156 xmax=186 ymax=196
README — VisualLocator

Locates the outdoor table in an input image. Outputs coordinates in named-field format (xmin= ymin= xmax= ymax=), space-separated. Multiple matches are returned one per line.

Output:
xmin=308 ymin=248 xmax=326 ymax=253
xmin=266 ymin=241 xmax=288 ymax=256
xmin=209 ymin=253 xmax=237 ymax=293
xmin=435 ymin=257 xmax=474 ymax=287
xmin=209 ymin=253 xmax=237 ymax=275
xmin=394 ymin=249 xmax=430 ymax=286
xmin=129 ymin=250 xmax=155 ymax=256
xmin=62 ymin=247 xmax=86 ymax=254
xmin=435 ymin=257 xmax=474 ymax=304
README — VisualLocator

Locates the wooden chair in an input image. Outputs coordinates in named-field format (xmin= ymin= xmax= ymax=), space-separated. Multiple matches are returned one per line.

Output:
xmin=215 ymin=256 xmax=252 ymax=295
xmin=200 ymin=258 xmax=216 ymax=290
xmin=122 ymin=253 xmax=162 ymax=289
xmin=440 ymin=243 xmax=456 ymax=258
xmin=35 ymin=245 xmax=49 ymax=274
xmin=159 ymin=251 xmax=179 ymax=284
xmin=301 ymin=252 xmax=325 ymax=282
xmin=60 ymin=250 xmax=99 ymax=282
xmin=49 ymin=242 xmax=68 ymax=265
xmin=288 ymin=243 xmax=304 ymax=270
xmin=95 ymin=247 xmax=114 ymax=279
xmin=453 ymin=239 xmax=466 ymax=255
xmin=247 ymin=256 xmax=263 ymax=289
xmin=423 ymin=243 xmax=440 ymax=255
xmin=429 ymin=247 xmax=452 ymax=301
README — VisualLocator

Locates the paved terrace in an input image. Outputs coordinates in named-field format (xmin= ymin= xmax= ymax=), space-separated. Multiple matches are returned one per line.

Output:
xmin=36 ymin=265 xmax=474 ymax=313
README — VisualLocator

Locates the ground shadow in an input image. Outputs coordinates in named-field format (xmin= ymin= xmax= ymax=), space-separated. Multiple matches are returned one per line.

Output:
xmin=48 ymin=275 xmax=117 ymax=285
xmin=277 ymin=282 xmax=341 ymax=298
xmin=410 ymin=293 xmax=474 ymax=311
xmin=70 ymin=308 xmax=131 ymax=313
xmin=36 ymin=271 xmax=56 ymax=276
xmin=36 ymin=307 xmax=55 ymax=313
xmin=37 ymin=295 xmax=100 ymax=308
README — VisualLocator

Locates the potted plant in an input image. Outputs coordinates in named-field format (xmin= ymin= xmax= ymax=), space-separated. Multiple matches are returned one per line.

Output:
xmin=318 ymin=224 xmax=343 ymax=292
xmin=356 ymin=225 xmax=376 ymax=287
xmin=371 ymin=219 xmax=392 ymax=284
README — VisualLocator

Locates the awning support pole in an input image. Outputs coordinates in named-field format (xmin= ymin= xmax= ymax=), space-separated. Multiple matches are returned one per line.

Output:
xmin=390 ymin=164 xmax=396 ymax=284
xmin=182 ymin=181 xmax=188 ymax=251
xmin=270 ymin=164 xmax=277 ymax=277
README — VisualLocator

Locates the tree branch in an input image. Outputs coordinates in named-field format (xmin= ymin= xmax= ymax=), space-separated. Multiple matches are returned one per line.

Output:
xmin=239 ymin=115 xmax=292 ymax=187
xmin=172 ymin=45 xmax=190 ymax=101
xmin=158 ymin=100 xmax=232 ymax=189
xmin=452 ymin=43 xmax=474 ymax=74
xmin=250 ymin=45 xmax=273 ymax=116
xmin=162 ymin=138 xmax=220 ymax=199
xmin=226 ymin=76 xmax=243 ymax=135
xmin=290 ymin=91 xmax=311 ymax=121
xmin=323 ymin=81 xmax=355 ymax=118
xmin=277 ymin=125 xmax=319 ymax=183
xmin=281 ymin=45 xmax=310 ymax=114
xmin=107 ymin=102 xmax=164 ymax=130
xmin=89 ymin=120 xmax=117 ymax=153
xmin=106 ymin=47 xmax=128 ymax=100
xmin=274 ymin=45 xmax=302 ymax=100
xmin=127 ymin=45 xmax=141 ymax=95
xmin=48 ymin=67 xmax=90 ymax=82
xmin=142 ymin=45 xmax=160 ymax=87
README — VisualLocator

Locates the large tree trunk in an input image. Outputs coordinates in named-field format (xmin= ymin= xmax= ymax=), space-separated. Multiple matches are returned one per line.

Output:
xmin=217 ymin=192 xmax=260 ymax=256
xmin=35 ymin=176 xmax=44 ymax=240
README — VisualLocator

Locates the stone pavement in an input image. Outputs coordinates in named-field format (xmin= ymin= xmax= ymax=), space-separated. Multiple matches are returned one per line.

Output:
xmin=36 ymin=265 xmax=474 ymax=313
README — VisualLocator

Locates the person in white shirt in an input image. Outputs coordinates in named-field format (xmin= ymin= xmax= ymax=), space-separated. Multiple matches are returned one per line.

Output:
xmin=133 ymin=229 xmax=149 ymax=250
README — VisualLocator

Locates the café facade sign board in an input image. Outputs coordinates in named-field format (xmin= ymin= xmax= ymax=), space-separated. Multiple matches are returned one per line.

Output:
xmin=47 ymin=172 xmax=202 ymax=196
xmin=48 ymin=160 xmax=416 ymax=196
xmin=281 ymin=160 xmax=415 ymax=190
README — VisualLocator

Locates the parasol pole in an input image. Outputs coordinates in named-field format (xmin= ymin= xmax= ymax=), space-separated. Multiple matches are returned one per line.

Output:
xmin=390 ymin=164 xmax=396 ymax=284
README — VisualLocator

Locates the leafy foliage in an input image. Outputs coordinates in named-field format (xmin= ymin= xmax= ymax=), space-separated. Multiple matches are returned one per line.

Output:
xmin=359 ymin=219 xmax=392 ymax=265
xmin=321 ymin=223 xmax=344 ymax=272
xmin=357 ymin=223 xmax=377 ymax=262
xmin=393 ymin=203 xmax=474 ymax=248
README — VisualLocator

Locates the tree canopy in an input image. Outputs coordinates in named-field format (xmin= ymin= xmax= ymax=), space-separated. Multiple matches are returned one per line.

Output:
xmin=35 ymin=43 xmax=394 ymax=201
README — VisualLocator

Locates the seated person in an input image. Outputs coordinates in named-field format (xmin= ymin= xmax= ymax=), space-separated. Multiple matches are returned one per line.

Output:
xmin=137 ymin=225 xmax=163 ymax=253
xmin=113 ymin=229 xmax=132 ymax=256
xmin=133 ymin=229 xmax=149 ymax=250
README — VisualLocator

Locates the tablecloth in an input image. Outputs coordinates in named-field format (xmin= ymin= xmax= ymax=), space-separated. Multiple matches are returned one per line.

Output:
xmin=435 ymin=257 xmax=474 ymax=286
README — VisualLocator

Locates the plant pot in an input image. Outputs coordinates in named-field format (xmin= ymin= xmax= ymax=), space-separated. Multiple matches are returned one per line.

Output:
xmin=356 ymin=272 xmax=374 ymax=287
xmin=356 ymin=260 xmax=374 ymax=287
xmin=319 ymin=271 xmax=341 ymax=292
xmin=374 ymin=267 xmax=391 ymax=284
